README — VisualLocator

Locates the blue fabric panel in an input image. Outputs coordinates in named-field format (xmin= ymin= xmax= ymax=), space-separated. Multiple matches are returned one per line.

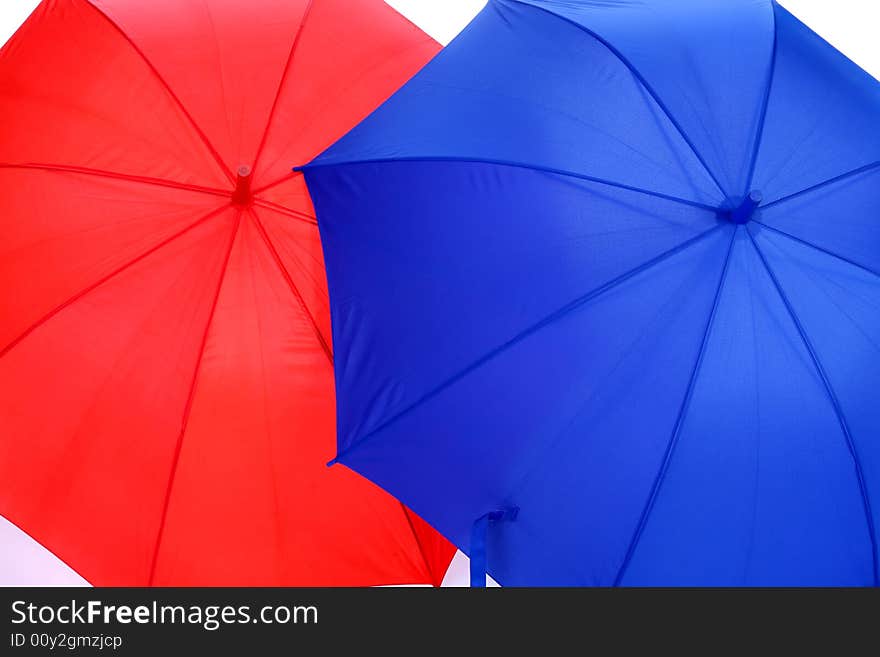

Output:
xmin=620 ymin=228 xmax=874 ymax=586
xmin=758 ymin=168 xmax=880 ymax=276
xmin=313 ymin=194 xmax=734 ymax=582
xmin=309 ymin=161 xmax=719 ymax=454
xmin=310 ymin=0 xmax=724 ymax=206
xmin=304 ymin=0 xmax=880 ymax=585
xmin=752 ymin=4 xmax=880 ymax=204
xmin=752 ymin=228 xmax=880 ymax=578
xmin=513 ymin=0 xmax=776 ymax=197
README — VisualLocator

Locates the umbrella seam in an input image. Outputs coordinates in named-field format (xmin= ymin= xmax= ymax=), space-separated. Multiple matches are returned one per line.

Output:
xmin=502 ymin=0 xmax=728 ymax=198
xmin=761 ymin=160 xmax=880 ymax=210
xmin=250 ymin=208 xmax=333 ymax=365
xmin=0 ymin=162 xmax=230 ymax=198
xmin=259 ymin=36 xmax=441 ymax=178
xmin=253 ymin=197 xmax=318 ymax=226
xmin=199 ymin=0 xmax=235 ymax=165
xmin=79 ymin=0 xmax=235 ymax=185
xmin=751 ymin=220 xmax=880 ymax=281
xmin=744 ymin=1 xmax=779 ymax=192
xmin=250 ymin=0 xmax=317 ymax=175
xmin=300 ymin=157 xmax=719 ymax=212
xmin=0 ymin=202 xmax=232 ymax=362
xmin=613 ymin=226 xmax=738 ymax=587
xmin=399 ymin=504 xmax=440 ymax=587
xmin=252 ymin=170 xmax=303 ymax=196
xmin=746 ymin=228 xmax=879 ymax=586
xmin=147 ymin=211 xmax=242 ymax=586
xmin=242 ymin=233 xmax=286 ymax=583
xmin=335 ymin=223 xmax=727 ymax=463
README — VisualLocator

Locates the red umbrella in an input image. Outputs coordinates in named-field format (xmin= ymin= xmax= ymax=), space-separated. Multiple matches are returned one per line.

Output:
xmin=0 ymin=0 xmax=453 ymax=586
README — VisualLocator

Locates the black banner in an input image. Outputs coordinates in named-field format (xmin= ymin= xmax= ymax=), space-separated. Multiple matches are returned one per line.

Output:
xmin=1 ymin=587 xmax=876 ymax=654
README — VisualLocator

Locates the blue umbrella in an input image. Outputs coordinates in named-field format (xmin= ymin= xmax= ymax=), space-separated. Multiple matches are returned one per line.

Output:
xmin=300 ymin=0 xmax=880 ymax=586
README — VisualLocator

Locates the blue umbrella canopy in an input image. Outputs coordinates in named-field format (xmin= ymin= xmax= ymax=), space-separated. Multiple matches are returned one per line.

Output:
xmin=301 ymin=0 xmax=880 ymax=586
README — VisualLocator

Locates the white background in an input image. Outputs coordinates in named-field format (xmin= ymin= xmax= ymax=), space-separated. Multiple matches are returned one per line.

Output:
xmin=1 ymin=0 xmax=878 ymax=586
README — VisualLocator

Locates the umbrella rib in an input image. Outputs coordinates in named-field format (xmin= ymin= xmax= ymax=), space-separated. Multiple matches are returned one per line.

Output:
xmin=253 ymin=197 xmax=318 ymax=226
xmin=505 ymin=0 xmax=728 ymax=198
xmin=250 ymin=0 xmax=317 ymax=174
xmin=0 ymin=203 xmax=232 ymax=362
xmin=743 ymin=6 xmax=779 ymax=192
xmin=334 ymin=224 xmax=727 ymax=464
xmin=80 ymin=0 xmax=235 ymax=185
xmin=399 ymin=503 xmax=440 ymax=587
xmin=613 ymin=227 xmax=737 ymax=587
xmin=761 ymin=160 xmax=880 ymax=210
xmin=250 ymin=208 xmax=333 ymax=365
xmin=0 ymin=163 xmax=230 ymax=198
xmin=252 ymin=205 xmax=433 ymax=582
xmin=746 ymin=228 xmax=879 ymax=586
xmin=147 ymin=212 xmax=242 ymax=586
xmin=752 ymin=220 xmax=880 ymax=281
xmin=300 ymin=157 xmax=719 ymax=213
xmin=252 ymin=170 xmax=303 ymax=196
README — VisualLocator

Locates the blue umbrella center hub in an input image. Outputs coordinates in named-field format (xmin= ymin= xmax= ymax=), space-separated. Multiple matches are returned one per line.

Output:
xmin=721 ymin=191 xmax=763 ymax=224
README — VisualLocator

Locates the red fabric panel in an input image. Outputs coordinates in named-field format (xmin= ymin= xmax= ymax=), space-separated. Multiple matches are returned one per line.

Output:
xmin=255 ymin=203 xmax=331 ymax=354
xmin=0 ymin=0 xmax=453 ymax=585
xmin=0 ymin=212 xmax=237 ymax=585
xmin=258 ymin=173 xmax=315 ymax=221
xmin=153 ymin=216 xmax=431 ymax=585
xmin=253 ymin=0 xmax=441 ymax=186
xmin=0 ymin=0 xmax=228 ymax=187
xmin=0 ymin=167 xmax=225 ymax=350
xmin=88 ymin=0 xmax=311 ymax=177
xmin=404 ymin=508 xmax=460 ymax=587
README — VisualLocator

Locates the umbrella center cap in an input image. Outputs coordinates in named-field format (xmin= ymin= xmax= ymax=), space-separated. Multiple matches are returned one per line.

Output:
xmin=232 ymin=165 xmax=253 ymax=206
xmin=721 ymin=191 xmax=762 ymax=224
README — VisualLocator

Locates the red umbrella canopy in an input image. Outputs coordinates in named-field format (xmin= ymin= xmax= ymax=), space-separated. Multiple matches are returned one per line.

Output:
xmin=0 ymin=0 xmax=453 ymax=586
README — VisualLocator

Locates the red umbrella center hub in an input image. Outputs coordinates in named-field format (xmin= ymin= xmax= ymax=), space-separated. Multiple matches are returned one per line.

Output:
xmin=231 ymin=165 xmax=253 ymax=206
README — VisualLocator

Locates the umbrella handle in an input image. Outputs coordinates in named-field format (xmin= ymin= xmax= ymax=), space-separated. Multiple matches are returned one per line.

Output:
xmin=470 ymin=507 xmax=519 ymax=587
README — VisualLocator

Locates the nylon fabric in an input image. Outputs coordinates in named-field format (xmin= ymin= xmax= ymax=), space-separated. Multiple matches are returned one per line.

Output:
xmin=0 ymin=0 xmax=454 ymax=586
xmin=305 ymin=0 xmax=880 ymax=586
